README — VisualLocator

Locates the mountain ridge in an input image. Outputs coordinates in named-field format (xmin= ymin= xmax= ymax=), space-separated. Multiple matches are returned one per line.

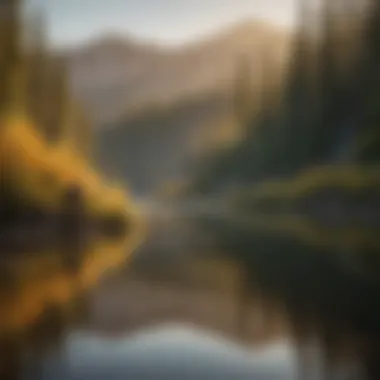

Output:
xmin=67 ymin=19 xmax=290 ymax=127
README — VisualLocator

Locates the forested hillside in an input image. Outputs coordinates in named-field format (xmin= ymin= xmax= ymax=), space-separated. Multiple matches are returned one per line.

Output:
xmin=95 ymin=21 xmax=289 ymax=196
xmin=187 ymin=0 xmax=380 ymax=196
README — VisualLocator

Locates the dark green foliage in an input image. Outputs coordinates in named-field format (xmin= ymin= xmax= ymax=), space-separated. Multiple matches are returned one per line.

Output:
xmin=189 ymin=2 xmax=380 ymax=378
xmin=189 ymin=0 xmax=380 ymax=195
xmin=233 ymin=55 xmax=254 ymax=135
xmin=196 ymin=216 xmax=380 ymax=379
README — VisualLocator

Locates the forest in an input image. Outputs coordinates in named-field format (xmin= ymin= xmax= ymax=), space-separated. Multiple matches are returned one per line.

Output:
xmin=187 ymin=0 xmax=380 ymax=204
xmin=181 ymin=1 xmax=380 ymax=379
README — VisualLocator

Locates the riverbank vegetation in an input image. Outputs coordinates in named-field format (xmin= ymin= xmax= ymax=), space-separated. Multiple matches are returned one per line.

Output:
xmin=232 ymin=164 xmax=380 ymax=213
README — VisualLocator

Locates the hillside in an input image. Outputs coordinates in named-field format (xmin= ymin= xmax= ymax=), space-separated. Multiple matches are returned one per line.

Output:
xmin=67 ymin=20 xmax=290 ymax=127
xmin=89 ymin=20 xmax=290 ymax=196
xmin=97 ymin=91 xmax=235 ymax=195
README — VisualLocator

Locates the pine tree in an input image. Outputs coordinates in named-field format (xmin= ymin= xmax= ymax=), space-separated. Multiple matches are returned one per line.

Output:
xmin=25 ymin=9 xmax=50 ymax=134
xmin=56 ymin=59 xmax=75 ymax=144
xmin=278 ymin=0 xmax=318 ymax=171
xmin=73 ymin=106 xmax=93 ymax=159
xmin=233 ymin=54 xmax=254 ymax=137
xmin=42 ymin=56 xmax=72 ymax=144
xmin=0 ymin=0 xmax=26 ymax=119
xmin=354 ymin=0 xmax=380 ymax=162
xmin=309 ymin=0 xmax=338 ymax=162
xmin=47 ymin=56 xmax=94 ymax=158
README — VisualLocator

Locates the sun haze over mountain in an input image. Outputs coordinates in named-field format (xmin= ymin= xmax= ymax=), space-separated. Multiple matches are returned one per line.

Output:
xmin=68 ymin=19 xmax=291 ymax=126
xmin=23 ymin=0 xmax=294 ymax=196
xmin=27 ymin=0 xmax=296 ymax=48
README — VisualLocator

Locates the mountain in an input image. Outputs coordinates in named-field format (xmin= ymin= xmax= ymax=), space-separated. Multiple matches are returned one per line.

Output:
xmin=75 ymin=20 xmax=291 ymax=196
xmin=67 ymin=20 xmax=290 ymax=127
xmin=97 ymin=91 xmax=236 ymax=195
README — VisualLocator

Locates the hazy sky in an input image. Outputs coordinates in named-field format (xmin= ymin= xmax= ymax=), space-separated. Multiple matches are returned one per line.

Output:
xmin=27 ymin=0 xmax=296 ymax=47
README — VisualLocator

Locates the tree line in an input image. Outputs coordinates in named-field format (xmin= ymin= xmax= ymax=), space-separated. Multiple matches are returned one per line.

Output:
xmin=188 ymin=0 xmax=380 ymax=195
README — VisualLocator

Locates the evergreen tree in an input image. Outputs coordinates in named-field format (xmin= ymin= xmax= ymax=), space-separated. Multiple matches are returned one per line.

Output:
xmin=0 ymin=0 xmax=26 ymax=119
xmin=47 ymin=56 xmax=94 ymax=158
xmin=73 ymin=106 xmax=93 ymax=159
xmin=41 ymin=56 xmax=72 ymax=144
xmin=233 ymin=55 xmax=254 ymax=137
xmin=354 ymin=0 xmax=380 ymax=162
xmin=280 ymin=0 xmax=318 ymax=170
xmin=25 ymin=9 xmax=50 ymax=134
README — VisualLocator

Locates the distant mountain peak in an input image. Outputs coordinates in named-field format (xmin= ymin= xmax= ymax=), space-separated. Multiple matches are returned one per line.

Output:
xmin=70 ymin=30 xmax=166 ymax=59
xmin=68 ymin=18 xmax=290 ymax=126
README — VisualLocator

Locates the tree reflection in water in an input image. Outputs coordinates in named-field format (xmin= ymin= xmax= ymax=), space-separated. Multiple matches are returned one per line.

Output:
xmin=0 ymin=231 xmax=134 ymax=380
xmin=191 ymin=215 xmax=380 ymax=380
xmin=2 ymin=212 xmax=380 ymax=380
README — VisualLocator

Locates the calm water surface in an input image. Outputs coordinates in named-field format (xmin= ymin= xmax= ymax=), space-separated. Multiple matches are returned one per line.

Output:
xmin=19 ymin=212 xmax=377 ymax=380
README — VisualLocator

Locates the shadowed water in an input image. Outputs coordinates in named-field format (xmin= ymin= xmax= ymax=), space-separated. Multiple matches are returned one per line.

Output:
xmin=1 ymin=209 xmax=378 ymax=380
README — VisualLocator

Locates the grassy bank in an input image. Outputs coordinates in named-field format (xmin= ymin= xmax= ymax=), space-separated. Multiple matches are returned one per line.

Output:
xmin=232 ymin=164 xmax=380 ymax=213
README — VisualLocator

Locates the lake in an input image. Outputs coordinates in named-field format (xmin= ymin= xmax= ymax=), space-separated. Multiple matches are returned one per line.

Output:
xmin=5 ymin=210 xmax=378 ymax=379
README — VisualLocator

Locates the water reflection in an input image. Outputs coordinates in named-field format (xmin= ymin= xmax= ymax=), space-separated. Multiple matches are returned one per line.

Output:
xmin=191 ymin=215 xmax=380 ymax=379
xmin=38 ymin=326 xmax=295 ymax=380
xmin=11 ymin=215 xmax=296 ymax=380
xmin=3 ymin=211 xmax=380 ymax=380
xmin=0 ymin=231 xmax=136 ymax=380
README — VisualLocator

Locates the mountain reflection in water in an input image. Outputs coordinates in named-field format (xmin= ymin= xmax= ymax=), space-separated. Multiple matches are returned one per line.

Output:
xmin=0 ymin=232 xmax=137 ymax=380
xmin=38 ymin=325 xmax=295 ymax=380
xmin=3 ymin=212 xmax=379 ymax=380
xmin=190 ymin=214 xmax=380 ymax=380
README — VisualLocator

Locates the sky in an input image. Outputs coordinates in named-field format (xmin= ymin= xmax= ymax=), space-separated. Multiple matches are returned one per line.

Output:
xmin=26 ymin=0 xmax=296 ymax=47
